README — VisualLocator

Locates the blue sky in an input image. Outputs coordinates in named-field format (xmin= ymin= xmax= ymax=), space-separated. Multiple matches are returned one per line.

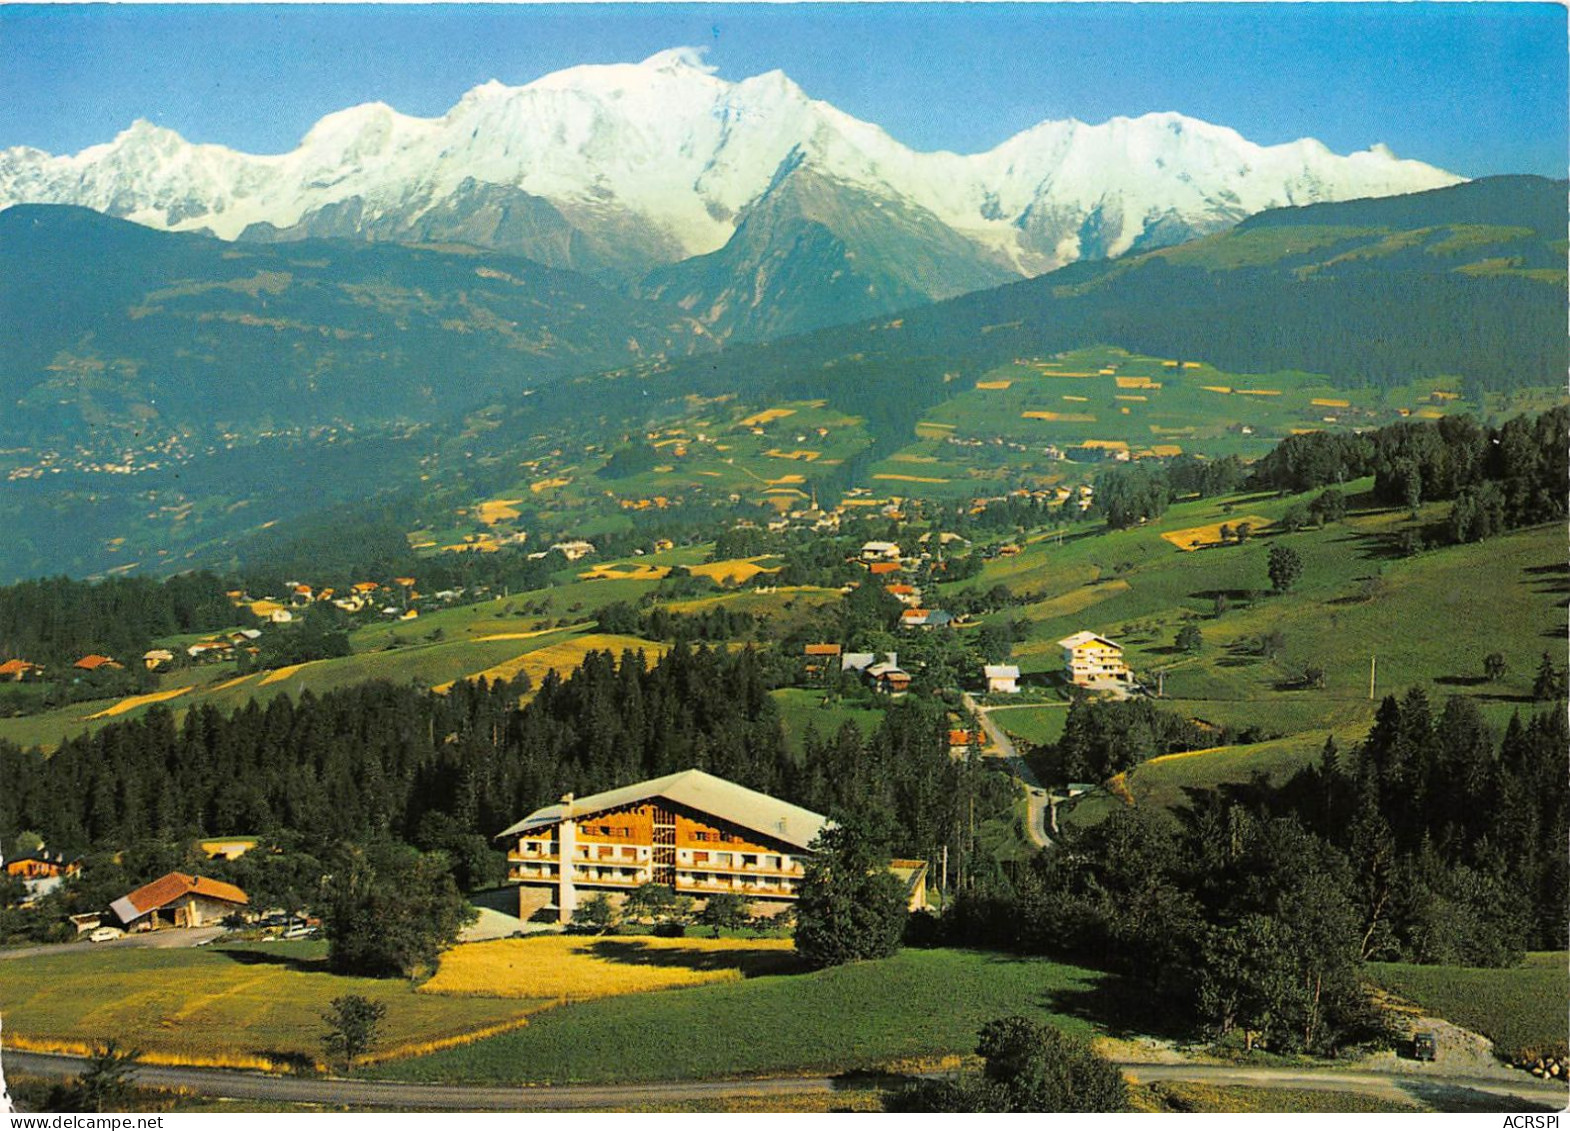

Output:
xmin=1 ymin=4 xmax=1564 ymax=177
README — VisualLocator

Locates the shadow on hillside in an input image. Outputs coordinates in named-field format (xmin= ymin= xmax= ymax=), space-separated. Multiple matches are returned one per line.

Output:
xmin=1345 ymin=532 xmax=1413 ymax=562
xmin=1523 ymin=560 xmax=1570 ymax=584
xmin=1393 ymin=1079 xmax=1562 ymax=1114
xmin=582 ymin=938 xmax=804 ymax=978
xmin=215 ymin=945 xmax=329 ymax=974
xmin=1435 ymin=675 xmax=1488 ymax=688
xmin=1041 ymin=975 xmax=1193 ymax=1042
xmin=1188 ymin=588 xmax=1258 ymax=605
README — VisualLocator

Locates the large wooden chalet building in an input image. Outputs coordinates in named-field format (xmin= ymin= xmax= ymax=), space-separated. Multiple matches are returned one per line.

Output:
xmin=496 ymin=769 xmax=830 ymax=924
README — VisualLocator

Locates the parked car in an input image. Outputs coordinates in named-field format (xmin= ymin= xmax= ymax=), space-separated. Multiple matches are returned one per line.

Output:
xmin=88 ymin=926 xmax=123 ymax=943
xmin=281 ymin=925 xmax=316 ymax=940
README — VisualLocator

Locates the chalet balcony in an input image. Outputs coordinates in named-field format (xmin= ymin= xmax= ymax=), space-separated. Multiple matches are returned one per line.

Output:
xmin=678 ymin=873 xmax=798 ymax=896
xmin=567 ymin=867 xmax=653 ymax=887
xmin=509 ymin=849 xmax=560 ymax=864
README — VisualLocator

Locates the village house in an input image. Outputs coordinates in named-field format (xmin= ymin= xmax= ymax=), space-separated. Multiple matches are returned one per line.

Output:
xmin=866 ymin=656 xmax=912 ymax=695
xmin=6 ymin=849 xmax=81 ymax=902
xmin=187 ymin=640 xmax=234 ymax=662
xmin=5 ymin=849 xmax=80 ymax=881
xmin=197 ymin=837 xmax=259 ymax=862
xmin=73 ymin=654 xmax=122 ymax=672
xmin=947 ymin=728 xmax=987 ymax=752
xmin=884 ymin=583 xmax=920 ymax=605
xmin=109 ymin=872 xmax=249 ymax=932
xmin=984 ymin=664 xmax=1021 ymax=694
xmin=900 ymin=608 xmax=954 ymax=631
xmin=802 ymin=643 xmax=842 ymax=679
xmin=859 ymin=540 xmax=901 ymax=562
xmin=550 ymin=540 xmax=598 ymax=562
xmin=1059 ymin=631 xmax=1134 ymax=691
xmin=840 ymin=652 xmax=878 ymax=676
xmin=0 ymin=658 xmax=42 ymax=681
xmin=143 ymin=649 xmax=175 ymax=671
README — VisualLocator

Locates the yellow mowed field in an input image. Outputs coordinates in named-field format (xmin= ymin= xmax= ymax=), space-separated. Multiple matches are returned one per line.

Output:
xmin=0 ymin=945 xmax=538 ymax=1070
xmin=421 ymin=936 xmax=799 ymax=1002
xmin=578 ymin=563 xmax=671 ymax=581
xmin=763 ymin=449 xmax=820 ymax=461
xmin=475 ymin=498 xmax=524 ymax=525
xmin=1022 ymin=411 xmax=1096 ymax=422
xmin=689 ymin=557 xmax=782 ymax=585
xmin=87 ymin=686 xmax=194 ymax=719
xmin=739 ymin=407 xmax=796 ymax=427
xmin=873 ymin=473 xmax=950 ymax=484
xmin=975 ymin=380 xmax=1013 ymax=390
xmin=259 ymin=661 xmax=321 ymax=686
xmin=1160 ymin=515 xmax=1273 ymax=552
xmin=458 ymin=633 xmax=668 ymax=688
xmin=531 ymin=476 xmax=572 ymax=493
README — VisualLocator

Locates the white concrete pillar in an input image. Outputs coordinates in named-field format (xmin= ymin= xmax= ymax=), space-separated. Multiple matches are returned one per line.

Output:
xmin=557 ymin=801 xmax=578 ymax=924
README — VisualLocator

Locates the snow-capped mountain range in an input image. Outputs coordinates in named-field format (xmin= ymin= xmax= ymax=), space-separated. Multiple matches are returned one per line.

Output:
xmin=0 ymin=47 xmax=1462 ymax=338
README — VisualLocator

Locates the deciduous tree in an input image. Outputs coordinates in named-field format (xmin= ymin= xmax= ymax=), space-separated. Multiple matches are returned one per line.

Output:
xmin=794 ymin=819 xmax=906 ymax=969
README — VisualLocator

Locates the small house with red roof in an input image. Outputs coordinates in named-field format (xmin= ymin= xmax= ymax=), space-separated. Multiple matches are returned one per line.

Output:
xmin=74 ymin=654 xmax=122 ymax=672
xmin=109 ymin=872 xmax=249 ymax=931
xmin=0 ymin=659 xmax=42 ymax=682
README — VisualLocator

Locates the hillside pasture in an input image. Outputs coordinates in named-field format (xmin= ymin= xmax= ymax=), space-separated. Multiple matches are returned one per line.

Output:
xmin=1368 ymin=954 xmax=1569 ymax=1062
xmin=376 ymin=948 xmax=1110 ymax=1086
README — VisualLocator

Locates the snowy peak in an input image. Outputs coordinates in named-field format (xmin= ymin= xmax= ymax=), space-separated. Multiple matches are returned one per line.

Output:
xmin=0 ymin=50 xmax=1463 ymax=322
xmin=639 ymin=46 xmax=719 ymax=74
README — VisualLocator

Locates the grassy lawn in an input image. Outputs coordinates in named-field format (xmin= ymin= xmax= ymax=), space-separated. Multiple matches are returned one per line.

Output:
xmin=992 ymin=704 xmax=1070 ymax=748
xmin=0 ymin=941 xmax=540 ymax=1070
xmin=376 ymin=948 xmax=1111 ymax=1085
xmin=771 ymin=688 xmax=886 ymax=755
xmin=1368 ymin=953 xmax=1570 ymax=1062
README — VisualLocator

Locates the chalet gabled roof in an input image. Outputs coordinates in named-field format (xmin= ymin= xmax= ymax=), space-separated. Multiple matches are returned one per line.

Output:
xmin=495 ymin=769 xmax=829 ymax=852
xmin=1058 ymin=631 xmax=1120 ymax=651
xmin=110 ymin=872 xmax=248 ymax=924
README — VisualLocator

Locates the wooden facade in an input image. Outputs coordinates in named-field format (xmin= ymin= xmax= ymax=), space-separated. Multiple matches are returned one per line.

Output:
xmin=507 ymin=799 xmax=810 ymax=922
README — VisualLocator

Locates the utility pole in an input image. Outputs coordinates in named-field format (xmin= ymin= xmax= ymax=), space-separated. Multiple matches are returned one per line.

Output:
xmin=1368 ymin=654 xmax=1377 ymax=701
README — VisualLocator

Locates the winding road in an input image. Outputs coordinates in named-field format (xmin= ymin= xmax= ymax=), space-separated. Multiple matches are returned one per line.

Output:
xmin=5 ymin=1049 xmax=1563 ymax=1112
xmin=961 ymin=692 xmax=1053 ymax=848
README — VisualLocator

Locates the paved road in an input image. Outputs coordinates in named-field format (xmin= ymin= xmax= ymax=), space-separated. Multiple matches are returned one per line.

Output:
xmin=961 ymin=692 xmax=1051 ymax=848
xmin=0 ymin=926 xmax=225 ymax=962
xmin=7 ymin=1050 xmax=1564 ymax=1112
